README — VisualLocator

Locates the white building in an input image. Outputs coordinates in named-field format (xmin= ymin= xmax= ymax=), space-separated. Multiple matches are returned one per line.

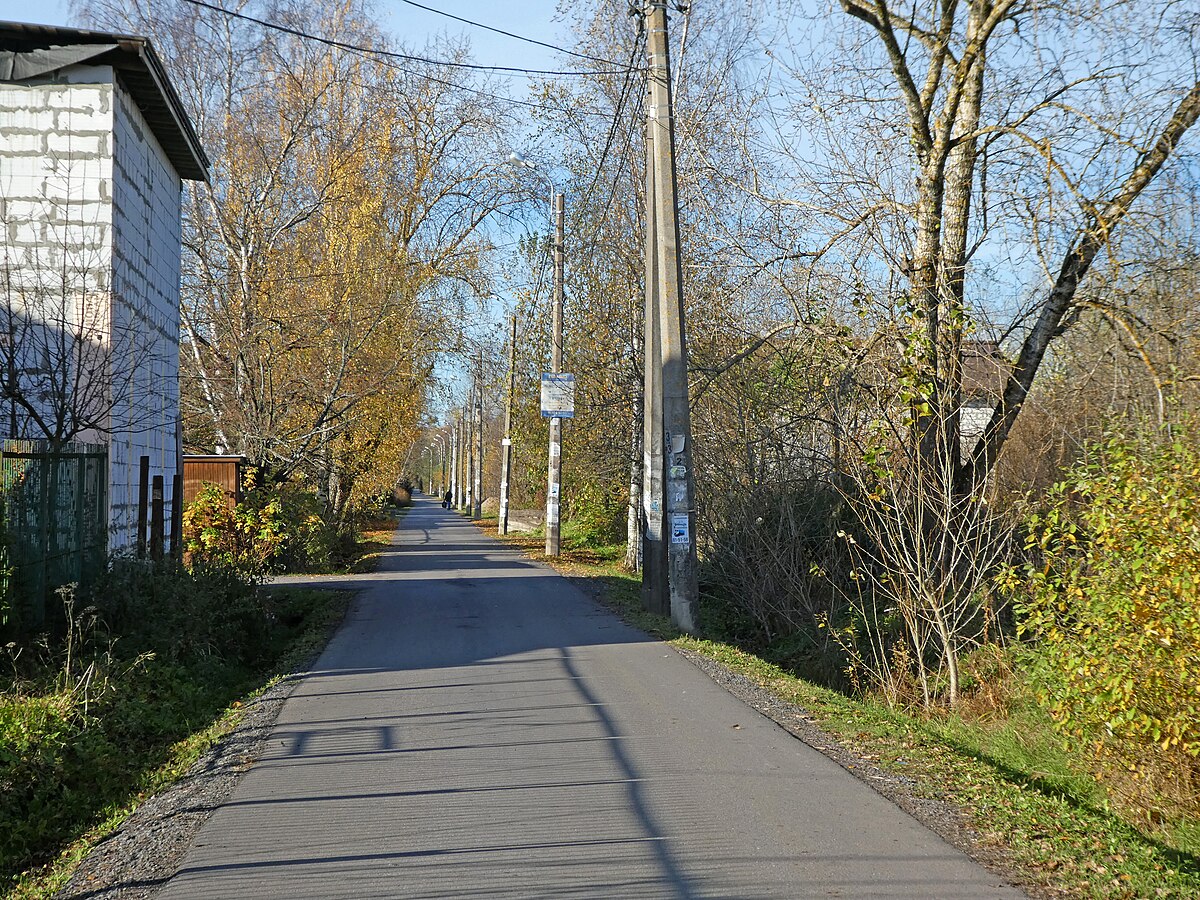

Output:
xmin=0 ymin=21 xmax=208 ymax=551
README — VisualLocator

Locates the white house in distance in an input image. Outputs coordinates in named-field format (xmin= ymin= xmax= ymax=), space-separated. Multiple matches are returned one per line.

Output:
xmin=0 ymin=21 xmax=208 ymax=551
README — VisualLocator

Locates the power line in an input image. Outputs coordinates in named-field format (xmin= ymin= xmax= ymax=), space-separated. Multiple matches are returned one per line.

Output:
xmin=391 ymin=0 xmax=626 ymax=67
xmin=594 ymin=87 xmax=645 ymax=227
xmin=575 ymin=29 xmax=647 ymax=215
xmin=179 ymin=0 xmax=630 ymax=119
xmin=179 ymin=0 xmax=638 ymax=78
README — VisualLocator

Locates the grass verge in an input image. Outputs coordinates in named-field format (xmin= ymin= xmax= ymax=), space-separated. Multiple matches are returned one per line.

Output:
xmin=1 ymin=583 xmax=348 ymax=899
xmin=343 ymin=511 xmax=403 ymax=574
xmin=485 ymin=523 xmax=1200 ymax=900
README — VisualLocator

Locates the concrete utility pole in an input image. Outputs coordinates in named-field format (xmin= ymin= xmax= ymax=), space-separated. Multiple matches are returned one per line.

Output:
xmin=499 ymin=315 xmax=517 ymax=535
xmin=454 ymin=411 xmax=464 ymax=508
xmin=474 ymin=348 xmax=484 ymax=520
xmin=449 ymin=417 xmax=458 ymax=505
xmin=646 ymin=0 xmax=699 ymax=632
xmin=642 ymin=117 xmax=667 ymax=616
xmin=465 ymin=389 xmax=475 ymax=514
xmin=545 ymin=192 xmax=566 ymax=556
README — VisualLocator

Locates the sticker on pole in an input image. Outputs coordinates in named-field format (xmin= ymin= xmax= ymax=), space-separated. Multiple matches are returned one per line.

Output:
xmin=670 ymin=513 xmax=690 ymax=545
xmin=540 ymin=373 xmax=576 ymax=418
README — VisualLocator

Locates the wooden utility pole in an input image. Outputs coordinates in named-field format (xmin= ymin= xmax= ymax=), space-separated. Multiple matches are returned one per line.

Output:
xmin=545 ymin=192 xmax=566 ymax=556
xmin=642 ymin=117 xmax=667 ymax=616
xmin=474 ymin=348 xmax=484 ymax=520
xmin=499 ymin=315 xmax=517 ymax=535
xmin=646 ymin=0 xmax=698 ymax=632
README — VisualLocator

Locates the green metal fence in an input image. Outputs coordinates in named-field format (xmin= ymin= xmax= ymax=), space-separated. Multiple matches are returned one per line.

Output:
xmin=0 ymin=440 xmax=108 ymax=635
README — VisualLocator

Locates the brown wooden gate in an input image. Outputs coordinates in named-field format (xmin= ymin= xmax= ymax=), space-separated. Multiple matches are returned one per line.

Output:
xmin=182 ymin=455 xmax=244 ymax=507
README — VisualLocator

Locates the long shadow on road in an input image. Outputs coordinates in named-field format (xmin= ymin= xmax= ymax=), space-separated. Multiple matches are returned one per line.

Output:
xmin=150 ymin=497 xmax=1025 ymax=900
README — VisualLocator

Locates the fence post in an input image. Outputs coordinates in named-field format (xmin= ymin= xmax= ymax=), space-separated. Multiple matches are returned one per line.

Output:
xmin=170 ymin=471 xmax=183 ymax=560
xmin=151 ymin=475 xmax=164 ymax=562
xmin=34 ymin=452 xmax=50 ymax=629
xmin=137 ymin=456 xmax=149 ymax=559
xmin=75 ymin=455 xmax=86 ymax=585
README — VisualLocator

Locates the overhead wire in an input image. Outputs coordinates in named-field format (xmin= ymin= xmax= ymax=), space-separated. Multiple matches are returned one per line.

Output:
xmin=179 ymin=0 xmax=631 ymax=119
xmin=595 ymin=86 xmax=645 ymax=229
xmin=574 ymin=28 xmax=646 ymax=215
xmin=179 ymin=0 xmax=639 ymax=77
xmin=178 ymin=3 xmax=655 ymax=342
xmin=391 ymin=0 xmax=627 ymax=67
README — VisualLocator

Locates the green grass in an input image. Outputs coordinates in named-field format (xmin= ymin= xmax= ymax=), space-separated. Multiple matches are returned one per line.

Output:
xmin=677 ymin=640 xmax=1200 ymax=897
xmin=1 ymin=582 xmax=348 ymax=899
xmin=342 ymin=512 xmax=401 ymax=574
xmin=489 ymin=530 xmax=1200 ymax=899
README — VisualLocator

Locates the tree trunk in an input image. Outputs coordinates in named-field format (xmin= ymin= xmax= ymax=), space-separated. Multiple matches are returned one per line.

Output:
xmin=962 ymin=80 xmax=1200 ymax=492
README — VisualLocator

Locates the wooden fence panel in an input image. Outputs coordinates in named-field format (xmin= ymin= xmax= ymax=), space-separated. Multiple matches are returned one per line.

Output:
xmin=182 ymin=455 xmax=243 ymax=508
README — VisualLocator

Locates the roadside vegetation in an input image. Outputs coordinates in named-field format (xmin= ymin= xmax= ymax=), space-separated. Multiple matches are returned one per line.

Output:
xmin=182 ymin=470 xmax=407 ymax=579
xmin=0 ymin=480 xmax=406 ymax=897
xmin=0 ymin=574 xmax=346 ymax=897
xmin=484 ymin=437 xmax=1200 ymax=900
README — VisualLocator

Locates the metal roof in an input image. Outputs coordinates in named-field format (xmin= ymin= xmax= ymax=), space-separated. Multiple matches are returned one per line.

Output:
xmin=0 ymin=20 xmax=209 ymax=181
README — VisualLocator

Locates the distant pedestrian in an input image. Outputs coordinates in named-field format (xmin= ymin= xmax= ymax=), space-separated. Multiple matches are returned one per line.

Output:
xmin=443 ymin=490 xmax=452 ymax=509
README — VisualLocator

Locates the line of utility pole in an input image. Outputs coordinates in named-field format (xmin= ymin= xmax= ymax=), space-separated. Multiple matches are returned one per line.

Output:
xmin=545 ymin=192 xmax=566 ymax=556
xmin=474 ymin=348 xmax=484 ymax=520
xmin=499 ymin=315 xmax=517 ymax=535
xmin=642 ymin=0 xmax=698 ymax=632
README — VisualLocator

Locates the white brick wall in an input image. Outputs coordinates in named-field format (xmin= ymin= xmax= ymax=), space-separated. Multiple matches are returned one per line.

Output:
xmin=1 ymin=66 xmax=185 ymax=552
xmin=106 ymin=78 xmax=183 ymax=551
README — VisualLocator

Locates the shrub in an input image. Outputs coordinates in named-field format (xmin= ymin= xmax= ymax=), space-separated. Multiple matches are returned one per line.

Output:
xmin=93 ymin=558 xmax=270 ymax=666
xmin=565 ymin=480 xmax=625 ymax=546
xmin=182 ymin=471 xmax=335 ymax=578
xmin=1005 ymin=420 xmax=1200 ymax=819
xmin=702 ymin=480 xmax=849 ymax=644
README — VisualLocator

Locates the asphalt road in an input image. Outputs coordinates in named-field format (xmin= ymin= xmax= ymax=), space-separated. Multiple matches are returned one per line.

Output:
xmin=157 ymin=497 xmax=1024 ymax=899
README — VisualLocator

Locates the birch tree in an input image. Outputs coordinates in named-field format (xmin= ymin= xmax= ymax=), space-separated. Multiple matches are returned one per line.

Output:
xmin=77 ymin=0 xmax=516 ymax=516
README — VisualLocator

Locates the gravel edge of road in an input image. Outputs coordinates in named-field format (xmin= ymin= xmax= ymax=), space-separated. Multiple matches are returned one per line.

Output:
xmin=53 ymin=673 xmax=303 ymax=900
xmin=558 ymin=570 xmax=1038 ymax=899
xmin=52 ymin=536 xmax=1033 ymax=900
xmin=673 ymin=646 xmax=1034 ymax=897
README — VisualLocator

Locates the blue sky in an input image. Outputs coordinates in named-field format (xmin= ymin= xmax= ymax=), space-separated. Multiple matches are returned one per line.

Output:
xmin=0 ymin=0 xmax=565 ymax=70
xmin=0 ymin=0 xmax=577 ymax=398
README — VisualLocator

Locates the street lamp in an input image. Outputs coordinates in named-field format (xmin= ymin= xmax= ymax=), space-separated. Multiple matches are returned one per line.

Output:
xmin=508 ymin=151 xmax=567 ymax=556
xmin=430 ymin=434 xmax=447 ymax=495
xmin=420 ymin=446 xmax=433 ymax=494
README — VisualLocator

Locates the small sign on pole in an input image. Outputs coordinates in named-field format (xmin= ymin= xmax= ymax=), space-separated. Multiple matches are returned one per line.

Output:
xmin=540 ymin=373 xmax=576 ymax=418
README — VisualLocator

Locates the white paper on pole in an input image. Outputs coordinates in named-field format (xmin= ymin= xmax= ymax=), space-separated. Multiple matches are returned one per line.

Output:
xmin=670 ymin=513 xmax=690 ymax=545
